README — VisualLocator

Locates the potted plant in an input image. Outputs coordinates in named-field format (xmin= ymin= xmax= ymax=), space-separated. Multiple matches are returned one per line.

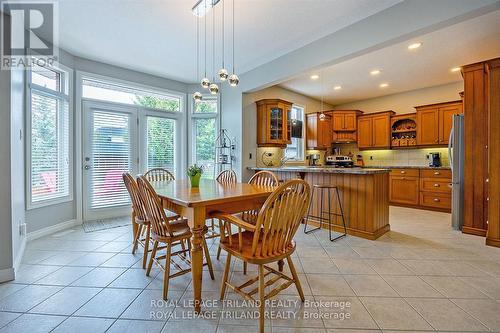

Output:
xmin=187 ymin=164 xmax=203 ymax=187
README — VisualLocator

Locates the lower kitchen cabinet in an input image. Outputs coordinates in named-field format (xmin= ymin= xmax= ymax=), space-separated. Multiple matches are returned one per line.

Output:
xmin=389 ymin=175 xmax=419 ymax=205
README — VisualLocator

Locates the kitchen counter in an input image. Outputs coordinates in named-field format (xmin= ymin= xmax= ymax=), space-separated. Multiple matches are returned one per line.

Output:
xmin=366 ymin=165 xmax=451 ymax=170
xmin=248 ymin=166 xmax=390 ymax=240
xmin=248 ymin=166 xmax=390 ymax=174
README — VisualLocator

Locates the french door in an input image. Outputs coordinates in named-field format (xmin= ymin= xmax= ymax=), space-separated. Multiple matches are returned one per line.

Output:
xmin=82 ymin=100 xmax=180 ymax=221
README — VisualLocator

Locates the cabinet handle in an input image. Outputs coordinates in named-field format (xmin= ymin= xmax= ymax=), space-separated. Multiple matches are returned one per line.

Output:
xmin=434 ymin=171 xmax=440 ymax=175
xmin=433 ymin=198 xmax=440 ymax=202
xmin=435 ymin=139 xmax=439 ymax=143
xmin=434 ymin=183 xmax=440 ymax=187
xmin=400 ymin=171 xmax=406 ymax=174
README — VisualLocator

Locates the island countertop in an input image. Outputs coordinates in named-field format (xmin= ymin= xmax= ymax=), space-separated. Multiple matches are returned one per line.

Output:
xmin=248 ymin=166 xmax=390 ymax=174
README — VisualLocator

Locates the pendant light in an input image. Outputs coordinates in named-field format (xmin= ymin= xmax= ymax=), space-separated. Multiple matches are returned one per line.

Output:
xmin=209 ymin=0 xmax=219 ymax=95
xmin=193 ymin=12 xmax=203 ymax=102
xmin=200 ymin=2 xmax=210 ymax=89
xmin=228 ymin=0 xmax=239 ymax=87
xmin=217 ymin=0 xmax=228 ymax=81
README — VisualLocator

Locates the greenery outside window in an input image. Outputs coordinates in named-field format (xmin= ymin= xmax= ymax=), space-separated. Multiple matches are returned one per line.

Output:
xmin=191 ymin=96 xmax=218 ymax=179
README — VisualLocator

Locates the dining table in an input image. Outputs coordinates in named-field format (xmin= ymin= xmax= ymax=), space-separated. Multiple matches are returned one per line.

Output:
xmin=147 ymin=178 xmax=276 ymax=313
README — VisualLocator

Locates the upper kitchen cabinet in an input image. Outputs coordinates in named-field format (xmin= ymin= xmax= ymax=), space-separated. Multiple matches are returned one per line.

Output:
xmin=357 ymin=111 xmax=395 ymax=149
xmin=329 ymin=110 xmax=363 ymax=143
xmin=306 ymin=112 xmax=332 ymax=150
xmin=415 ymin=100 xmax=462 ymax=146
xmin=256 ymin=99 xmax=293 ymax=147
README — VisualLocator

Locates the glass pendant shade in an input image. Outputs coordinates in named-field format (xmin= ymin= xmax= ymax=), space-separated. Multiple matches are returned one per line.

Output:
xmin=319 ymin=112 xmax=326 ymax=121
xmin=209 ymin=83 xmax=219 ymax=94
xmin=201 ymin=78 xmax=210 ymax=89
xmin=228 ymin=73 xmax=239 ymax=87
xmin=193 ymin=91 xmax=203 ymax=102
xmin=218 ymin=68 xmax=229 ymax=81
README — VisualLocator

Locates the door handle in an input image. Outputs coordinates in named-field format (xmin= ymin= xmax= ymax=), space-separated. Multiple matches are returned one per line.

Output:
xmin=84 ymin=165 xmax=92 ymax=170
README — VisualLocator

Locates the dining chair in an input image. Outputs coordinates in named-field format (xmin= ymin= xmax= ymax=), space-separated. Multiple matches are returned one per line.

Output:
xmin=216 ymin=169 xmax=237 ymax=185
xmin=213 ymin=179 xmax=311 ymax=333
xmin=144 ymin=168 xmax=175 ymax=182
xmin=123 ymin=173 xmax=152 ymax=269
xmin=136 ymin=175 xmax=215 ymax=300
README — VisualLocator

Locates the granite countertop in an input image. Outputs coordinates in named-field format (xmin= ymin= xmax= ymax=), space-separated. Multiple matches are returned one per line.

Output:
xmin=365 ymin=165 xmax=451 ymax=170
xmin=248 ymin=166 xmax=390 ymax=174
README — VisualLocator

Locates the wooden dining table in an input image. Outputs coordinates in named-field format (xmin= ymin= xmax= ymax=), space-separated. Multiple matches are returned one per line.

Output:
xmin=148 ymin=179 xmax=275 ymax=313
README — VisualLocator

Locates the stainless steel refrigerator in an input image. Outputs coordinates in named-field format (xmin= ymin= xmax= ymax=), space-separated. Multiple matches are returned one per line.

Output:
xmin=449 ymin=114 xmax=465 ymax=230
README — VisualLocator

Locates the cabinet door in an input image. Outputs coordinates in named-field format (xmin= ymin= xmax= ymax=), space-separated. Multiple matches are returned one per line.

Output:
xmin=357 ymin=117 xmax=373 ymax=148
xmin=306 ymin=114 xmax=318 ymax=149
xmin=269 ymin=107 xmax=284 ymax=143
xmin=320 ymin=116 xmax=332 ymax=148
xmin=417 ymin=108 xmax=439 ymax=145
xmin=344 ymin=113 xmax=357 ymax=131
xmin=439 ymin=104 xmax=462 ymax=144
xmin=389 ymin=176 xmax=419 ymax=205
xmin=372 ymin=115 xmax=391 ymax=148
xmin=332 ymin=114 xmax=344 ymax=131
xmin=285 ymin=105 xmax=292 ymax=145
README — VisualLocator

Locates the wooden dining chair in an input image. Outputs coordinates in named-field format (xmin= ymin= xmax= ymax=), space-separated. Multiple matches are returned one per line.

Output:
xmin=216 ymin=169 xmax=237 ymax=185
xmin=144 ymin=168 xmax=175 ymax=182
xmin=123 ymin=173 xmax=152 ymax=269
xmin=137 ymin=175 xmax=215 ymax=300
xmin=213 ymin=179 xmax=311 ymax=333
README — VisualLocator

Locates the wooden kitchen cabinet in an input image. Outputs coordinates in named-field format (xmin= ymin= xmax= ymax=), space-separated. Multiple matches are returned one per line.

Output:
xmin=306 ymin=113 xmax=332 ymax=150
xmin=329 ymin=110 xmax=363 ymax=143
xmin=256 ymin=99 xmax=292 ymax=147
xmin=416 ymin=101 xmax=462 ymax=146
xmin=357 ymin=111 xmax=394 ymax=149
xmin=390 ymin=175 xmax=419 ymax=205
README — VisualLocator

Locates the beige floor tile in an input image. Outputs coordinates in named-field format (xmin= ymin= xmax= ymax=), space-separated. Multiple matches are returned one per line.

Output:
xmin=332 ymin=259 xmax=377 ymax=275
xmin=452 ymin=298 xmax=500 ymax=331
xmin=0 ymin=312 xmax=20 ymax=329
xmin=398 ymin=260 xmax=455 ymax=276
xmin=306 ymin=274 xmax=354 ymax=296
xmin=459 ymin=276 xmax=500 ymax=300
xmin=74 ymin=288 xmax=141 ymax=318
xmin=51 ymin=317 xmax=114 ymax=333
xmin=107 ymin=319 xmax=165 ymax=333
xmin=29 ymin=286 xmax=101 ymax=315
xmin=363 ymin=259 xmax=413 ymax=275
xmin=382 ymin=276 xmax=443 ymax=298
xmin=0 ymin=285 xmax=62 ymax=312
xmin=33 ymin=266 xmax=93 ymax=286
xmin=300 ymin=258 xmax=340 ymax=274
xmin=406 ymin=298 xmax=488 ymax=331
xmin=343 ymin=275 xmax=398 ymax=297
xmin=360 ymin=297 xmax=432 ymax=330
xmin=316 ymin=296 xmax=378 ymax=330
xmin=421 ymin=276 xmax=489 ymax=299
xmin=0 ymin=313 xmax=66 ymax=333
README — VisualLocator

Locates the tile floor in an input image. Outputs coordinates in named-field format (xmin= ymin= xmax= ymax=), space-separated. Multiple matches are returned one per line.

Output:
xmin=1 ymin=206 xmax=500 ymax=332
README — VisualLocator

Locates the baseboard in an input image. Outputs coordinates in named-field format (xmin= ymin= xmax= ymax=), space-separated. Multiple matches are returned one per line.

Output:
xmin=27 ymin=219 xmax=82 ymax=241
xmin=0 ymin=268 xmax=15 ymax=283
xmin=462 ymin=226 xmax=487 ymax=237
xmin=486 ymin=237 xmax=500 ymax=248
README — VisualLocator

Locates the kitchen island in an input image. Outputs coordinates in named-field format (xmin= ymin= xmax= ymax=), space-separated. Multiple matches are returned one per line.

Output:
xmin=249 ymin=166 xmax=390 ymax=240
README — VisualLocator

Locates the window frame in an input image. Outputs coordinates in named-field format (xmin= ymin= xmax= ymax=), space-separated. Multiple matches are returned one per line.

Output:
xmin=188 ymin=94 xmax=220 ymax=179
xmin=26 ymin=62 xmax=74 ymax=210
xmin=285 ymin=104 xmax=305 ymax=162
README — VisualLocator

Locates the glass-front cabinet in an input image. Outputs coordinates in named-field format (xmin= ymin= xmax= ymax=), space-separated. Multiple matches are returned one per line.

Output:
xmin=256 ymin=99 xmax=292 ymax=147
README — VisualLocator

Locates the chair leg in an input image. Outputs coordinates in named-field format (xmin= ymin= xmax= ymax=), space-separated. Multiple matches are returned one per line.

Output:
xmin=216 ymin=246 xmax=222 ymax=260
xmin=258 ymin=264 xmax=265 ymax=333
xmin=220 ymin=253 xmax=232 ymax=300
xmin=287 ymin=256 xmax=305 ymax=302
xmin=142 ymin=224 xmax=150 ymax=269
xmin=146 ymin=240 xmax=158 ymax=277
xmin=163 ymin=243 xmax=172 ymax=300
xmin=202 ymin=238 xmax=215 ymax=280
xmin=243 ymin=262 xmax=247 ymax=275
xmin=132 ymin=224 xmax=142 ymax=254
xmin=180 ymin=239 xmax=186 ymax=251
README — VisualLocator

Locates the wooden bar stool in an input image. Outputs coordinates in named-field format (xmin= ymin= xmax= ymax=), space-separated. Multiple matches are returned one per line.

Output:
xmin=304 ymin=184 xmax=347 ymax=241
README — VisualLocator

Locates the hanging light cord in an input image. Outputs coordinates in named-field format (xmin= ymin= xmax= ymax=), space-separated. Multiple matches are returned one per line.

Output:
xmin=232 ymin=0 xmax=235 ymax=73
xmin=204 ymin=4 xmax=207 ymax=78
xmin=222 ymin=0 xmax=225 ymax=69
xmin=196 ymin=14 xmax=199 ymax=81
xmin=212 ymin=0 xmax=216 ymax=81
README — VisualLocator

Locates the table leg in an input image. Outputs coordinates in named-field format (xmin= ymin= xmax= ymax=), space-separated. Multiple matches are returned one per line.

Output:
xmin=187 ymin=206 xmax=206 ymax=313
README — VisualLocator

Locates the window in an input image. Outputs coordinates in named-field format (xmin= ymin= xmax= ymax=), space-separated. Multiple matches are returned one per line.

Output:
xmin=285 ymin=105 xmax=304 ymax=161
xmin=28 ymin=64 xmax=72 ymax=207
xmin=82 ymin=78 xmax=181 ymax=112
xmin=191 ymin=96 xmax=218 ymax=179
xmin=146 ymin=116 xmax=176 ymax=172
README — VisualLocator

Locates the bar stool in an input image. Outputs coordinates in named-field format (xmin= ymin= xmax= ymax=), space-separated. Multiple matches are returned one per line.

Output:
xmin=304 ymin=184 xmax=347 ymax=241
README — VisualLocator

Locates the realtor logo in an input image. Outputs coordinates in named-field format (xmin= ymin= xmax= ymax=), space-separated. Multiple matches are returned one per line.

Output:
xmin=1 ymin=0 xmax=58 ymax=69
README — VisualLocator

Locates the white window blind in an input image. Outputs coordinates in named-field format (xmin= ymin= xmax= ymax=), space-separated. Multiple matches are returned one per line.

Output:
xmin=147 ymin=116 xmax=176 ymax=173
xmin=29 ymin=65 xmax=71 ymax=206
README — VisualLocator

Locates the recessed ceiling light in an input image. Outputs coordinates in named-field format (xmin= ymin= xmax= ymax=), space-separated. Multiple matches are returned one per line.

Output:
xmin=408 ymin=42 xmax=422 ymax=50
xmin=334 ymin=85 xmax=342 ymax=90
xmin=370 ymin=69 xmax=381 ymax=75
xmin=451 ymin=67 xmax=461 ymax=72
xmin=379 ymin=83 xmax=389 ymax=88
xmin=310 ymin=75 xmax=319 ymax=80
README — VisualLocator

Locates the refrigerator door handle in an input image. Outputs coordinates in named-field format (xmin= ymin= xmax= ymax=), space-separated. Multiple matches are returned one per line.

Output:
xmin=448 ymin=125 xmax=454 ymax=173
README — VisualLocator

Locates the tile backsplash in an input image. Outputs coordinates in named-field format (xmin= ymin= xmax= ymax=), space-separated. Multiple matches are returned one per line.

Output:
xmin=335 ymin=143 xmax=450 ymax=167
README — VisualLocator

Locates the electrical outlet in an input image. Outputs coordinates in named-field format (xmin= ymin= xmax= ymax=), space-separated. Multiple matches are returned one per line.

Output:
xmin=19 ymin=222 xmax=27 ymax=236
xmin=370 ymin=156 xmax=373 ymax=160
xmin=249 ymin=153 xmax=252 ymax=159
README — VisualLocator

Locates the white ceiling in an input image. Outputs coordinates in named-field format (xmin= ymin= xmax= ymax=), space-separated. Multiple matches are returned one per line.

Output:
xmin=53 ymin=0 xmax=402 ymax=83
xmin=279 ymin=10 xmax=500 ymax=105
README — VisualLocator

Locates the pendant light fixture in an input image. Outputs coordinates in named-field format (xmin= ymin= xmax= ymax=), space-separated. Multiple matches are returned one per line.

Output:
xmin=217 ymin=0 xmax=228 ymax=81
xmin=193 ymin=11 xmax=203 ymax=102
xmin=228 ymin=0 xmax=239 ymax=87
xmin=209 ymin=0 xmax=219 ymax=95
xmin=200 ymin=2 xmax=210 ymax=89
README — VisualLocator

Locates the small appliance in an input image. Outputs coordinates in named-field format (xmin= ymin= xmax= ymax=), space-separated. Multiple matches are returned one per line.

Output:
xmin=429 ymin=152 xmax=442 ymax=167
xmin=325 ymin=155 xmax=354 ymax=168
xmin=308 ymin=154 xmax=321 ymax=166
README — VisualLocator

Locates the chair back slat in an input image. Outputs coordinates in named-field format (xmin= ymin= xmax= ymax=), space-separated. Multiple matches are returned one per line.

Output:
xmin=137 ymin=175 xmax=173 ymax=237
xmin=144 ymin=168 xmax=175 ymax=182
xmin=123 ymin=173 xmax=147 ymax=221
xmin=252 ymin=180 xmax=311 ymax=258
xmin=248 ymin=171 xmax=278 ymax=187
xmin=216 ymin=169 xmax=237 ymax=185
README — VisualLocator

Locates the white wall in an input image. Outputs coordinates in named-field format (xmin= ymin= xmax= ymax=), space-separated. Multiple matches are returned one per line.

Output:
xmin=333 ymin=82 xmax=463 ymax=114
